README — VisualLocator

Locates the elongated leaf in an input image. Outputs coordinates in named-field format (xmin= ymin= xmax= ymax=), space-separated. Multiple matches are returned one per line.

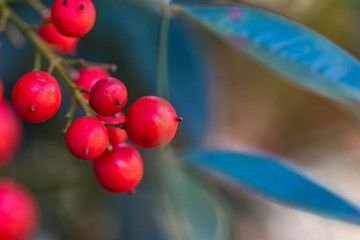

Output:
xmin=179 ymin=5 xmax=360 ymax=105
xmin=185 ymin=149 xmax=360 ymax=225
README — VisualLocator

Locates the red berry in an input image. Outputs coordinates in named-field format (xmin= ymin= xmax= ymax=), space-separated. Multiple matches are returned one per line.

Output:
xmin=89 ymin=77 xmax=127 ymax=116
xmin=11 ymin=71 xmax=61 ymax=123
xmin=96 ymin=113 xmax=126 ymax=144
xmin=38 ymin=16 xmax=79 ymax=54
xmin=65 ymin=116 xmax=108 ymax=160
xmin=0 ymin=179 xmax=38 ymax=240
xmin=51 ymin=0 xmax=96 ymax=37
xmin=93 ymin=143 xmax=143 ymax=193
xmin=0 ymin=101 xmax=22 ymax=170
xmin=74 ymin=67 xmax=110 ymax=100
xmin=124 ymin=96 xmax=180 ymax=148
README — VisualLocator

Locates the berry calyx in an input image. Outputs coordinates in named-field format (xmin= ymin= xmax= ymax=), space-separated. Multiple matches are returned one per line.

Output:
xmin=65 ymin=116 xmax=108 ymax=160
xmin=0 ymin=101 xmax=22 ymax=170
xmin=0 ymin=179 xmax=38 ymax=240
xmin=124 ymin=96 xmax=180 ymax=148
xmin=93 ymin=143 xmax=143 ymax=193
xmin=89 ymin=77 xmax=127 ymax=116
xmin=74 ymin=67 xmax=110 ymax=100
xmin=38 ymin=16 xmax=79 ymax=54
xmin=11 ymin=71 xmax=61 ymax=123
xmin=51 ymin=0 xmax=96 ymax=37
xmin=96 ymin=113 xmax=127 ymax=144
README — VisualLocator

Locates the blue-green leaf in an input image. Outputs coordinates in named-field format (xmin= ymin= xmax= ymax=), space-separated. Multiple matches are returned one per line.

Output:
xmin=185 ymin=149 xmax=360 ymax=225
xmin=179 ymin=5 xmax=360 ymax=105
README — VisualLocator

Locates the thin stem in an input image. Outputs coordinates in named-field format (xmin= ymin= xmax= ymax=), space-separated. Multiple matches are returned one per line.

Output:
xmin=0 ymin=5 xmax=9 ymax=34
xmin=27 ymin=0 xmax=48 ymax=16
xmin=63 ymin=98 xmax=77 ymax=133
xmin=55 ymin=65 xmax=94 ymax=116
xmin=61 ymin=58 xmax=118 ymax=72
xmin=156 ymin=2 xmax=171 ymax=99
xmin=33 ymin=49 xmax=41 ymax=71
xmin=77 ymin=86 xmax=90 ymax=94
xmin=103 ymin=122 xmax=124 ymax=129
xmin=47 ymin=60 xmax=55 ymax=73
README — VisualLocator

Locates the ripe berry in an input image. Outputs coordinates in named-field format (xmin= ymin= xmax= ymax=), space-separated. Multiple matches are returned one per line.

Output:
xmin=89 ymin=77 xmax=127 ymax=116
xmin=124 ymin=96 xmax=181 ymax=148
xmin=74 ymin=67 xmax=110 ymax=100
xmin=65 ymin=116 xmax=108 ymax=160
xmin=93 ymin=143 xmax=143 ymax=193
xmin=11 ymin=71 xmax=61 ymax=123
xmin=51 ymin=0 xmax=96 ymax=37
xmin=0 ymin=179 xmax=38 ymax=240
xmin=96 ymin=113 xmax=126 ymax=144
xmin=38 ymin=16 xmax=79 ymax=54
xmin=0 ymin=101 xmax=22 ymax=170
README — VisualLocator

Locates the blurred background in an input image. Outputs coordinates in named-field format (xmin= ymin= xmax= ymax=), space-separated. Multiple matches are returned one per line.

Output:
xmin=1 ymin=0 xmax=360 ymax=239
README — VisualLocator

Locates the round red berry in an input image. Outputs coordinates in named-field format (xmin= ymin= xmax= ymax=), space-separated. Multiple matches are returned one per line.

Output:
xmin=0 ymin=179 xmax=38 ymax=240
xmin=0 ymin=101 xmax=22 ymax=170
xmin=93 ymin=143 xmax=143 ymax=193
xmin=38 ymin=16 xmax=79 ymax=54
xmin=124 ymin=96 xmax=180 ymax=148
xmin=65 ymin=116 xmax=108 ymax=160
xmin=11 ymin=71 xmax=61 ymax=123
xmin=74 ymin=67 xmax=110 ymax=100
xmin=89 ymin=77 xmax=127 ymax=116
xmin=51 ymin=0 xmax=96 ymax=37
xmin=96 ymin=113 xmax=126 ymax=144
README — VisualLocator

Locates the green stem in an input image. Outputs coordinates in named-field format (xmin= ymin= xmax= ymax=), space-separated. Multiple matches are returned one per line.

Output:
xmin=61 ymin=58 xmax=118 ymax=72
xmin=55 ymin=65 xmax=94 ymax=116
xmin=63 ymin=98 xmax=77 ymax=132
xmin=156 ymin=2 xmax=171 ymax=99
xmin=33 ymin=49 xmax=41 ymax=71
xmin=27 ymin=0 xmax=48 ymax=16
xmin=0 ymin=4 xmax=9 ymax=33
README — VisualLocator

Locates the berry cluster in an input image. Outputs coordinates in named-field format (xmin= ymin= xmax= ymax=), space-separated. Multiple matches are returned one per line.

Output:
xmin=9 ymin=0 xmax=182 ymax=194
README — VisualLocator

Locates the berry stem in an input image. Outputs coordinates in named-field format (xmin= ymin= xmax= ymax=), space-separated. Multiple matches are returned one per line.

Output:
xmin=55 ymin=65 xmax=94 ymax=116
xmin=27 ymin=0 xmax=48 ymax=16
xmin=33 ymin=49 xmax=41 ymax=71
xmin=156 ymin=2 xmax=171 ymax=100
xmin=103 ymin=122 xmax=124 ymax=129
xmin=0 ymin=4 xmax=9 ymax=35
xmin=77 ymin=86 xmax=90 ymax=94
xmin=61 ymin=58 xmax=118 ymax=72
xmin=63 ymin=97 xmax=76 ymax=133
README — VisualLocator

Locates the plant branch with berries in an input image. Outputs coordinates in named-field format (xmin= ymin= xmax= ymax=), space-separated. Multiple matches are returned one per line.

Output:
xmin=0 ymin=0 xmax=182 ymax=195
